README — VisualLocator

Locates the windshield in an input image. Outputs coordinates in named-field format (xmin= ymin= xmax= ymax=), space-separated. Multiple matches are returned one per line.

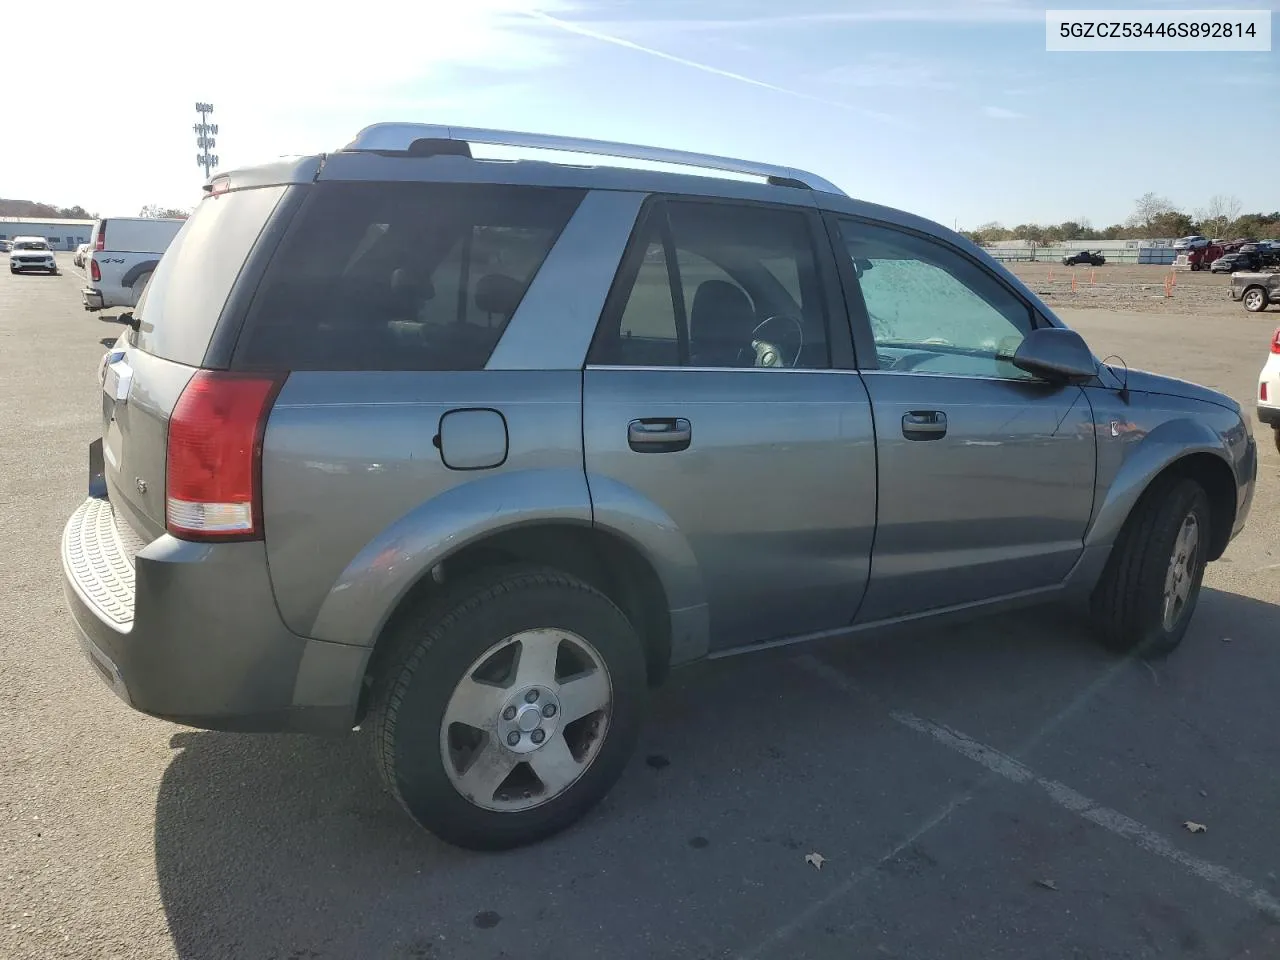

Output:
xmin=14 ymin=241 xmax=49 ymax=251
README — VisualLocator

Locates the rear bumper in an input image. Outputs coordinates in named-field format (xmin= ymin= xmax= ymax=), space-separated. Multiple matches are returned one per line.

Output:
xmin=60 ymin=496 xmax=369 ymax=734
xmin=1258 ymin=404 xmax=1280 ymax=428
xmin=81 ymin=287 xmax=104 ymax=311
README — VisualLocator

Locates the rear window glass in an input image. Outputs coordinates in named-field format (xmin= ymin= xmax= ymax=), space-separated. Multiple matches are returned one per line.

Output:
xmin=233 ymin=182 xmax=585 ymax=371
xmin=133 ymin=186 xmax=286 ymax=366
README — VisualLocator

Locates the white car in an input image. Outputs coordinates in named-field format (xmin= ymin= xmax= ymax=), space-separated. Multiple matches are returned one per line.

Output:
xmin=1259 ymin=326 xmax=1280 ymax=454
xmin=1173 ymin=235 xmax=1209 ymax=251
xmin=8 ymin=236 xmax=58 ymax=274
xmin=73 ymin=243 xmax=89 ymax=267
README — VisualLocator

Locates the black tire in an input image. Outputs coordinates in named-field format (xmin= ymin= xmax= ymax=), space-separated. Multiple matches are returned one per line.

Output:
xmin=1090 ymin=477 xmax=1211 ymax=656
xmin=1243 ymin=286 xmax=1269 ymax=313
xmin=372 ymin=565 xmax=647 ymax=850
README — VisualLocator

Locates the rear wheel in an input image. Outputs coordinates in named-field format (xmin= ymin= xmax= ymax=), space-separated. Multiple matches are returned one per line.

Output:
xmin=1243 ymin=287 xmax=1269 ymax=312
xmin=1091 ymin=477 xmax=1210 ymax=656
xmin=372 ymin=566 xmax=647 ymax=850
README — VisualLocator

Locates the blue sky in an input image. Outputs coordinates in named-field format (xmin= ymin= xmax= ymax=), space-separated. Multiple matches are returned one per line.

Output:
xmin=2 ymin=0 xmax=1276 ymax=228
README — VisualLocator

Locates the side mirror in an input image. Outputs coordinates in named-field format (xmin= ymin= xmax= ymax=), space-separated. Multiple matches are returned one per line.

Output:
xmin=1011 ymin=327 xmax=1097 ymax=383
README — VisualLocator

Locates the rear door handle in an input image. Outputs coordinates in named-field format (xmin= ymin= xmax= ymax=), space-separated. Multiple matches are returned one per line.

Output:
xmin=628 ymin=417 xmax=692 ymax=453
xmin=902 ymin=410 xmax=947 ymax=440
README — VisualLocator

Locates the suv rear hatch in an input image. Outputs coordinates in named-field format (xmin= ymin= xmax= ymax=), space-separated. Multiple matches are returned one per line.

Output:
xmin=100 ymin=177 xmax=301 ymax=547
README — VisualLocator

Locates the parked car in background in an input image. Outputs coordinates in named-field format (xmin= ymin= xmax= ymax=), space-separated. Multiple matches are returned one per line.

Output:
xmin=1174 ymin=235 xmax=1209 ymax=251
xmin=61 ymin=123 xmax=1257 ymax=852
xmin=81 ymin=216 xmax=185 ymax=315
xmin=1257 ymin=327 xmax=1280 ymax=454
xmin=1230 ymin=244 xmax=1279 ymax=273
xmin=73 ymin=243 xmax=89 ymax=268
xmin=1232 ymin=271 xmax=1280 ymax=312
xmin=9 ymin=236 xmax=59 ymax=274
xmin=1062 ymin=250 xmax=1105 ymax=266
xmin=1212 ymin=251 xmax=1253 ymax=273
xmin=0 ymin=239 xmax=11 ymax=252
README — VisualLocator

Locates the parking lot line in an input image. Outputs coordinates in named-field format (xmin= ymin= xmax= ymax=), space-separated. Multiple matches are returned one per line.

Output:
xmin=892 ymin=711 xmax=1280 ymax=922
xmin=740 ymin=652 xmax=1280 ymax=957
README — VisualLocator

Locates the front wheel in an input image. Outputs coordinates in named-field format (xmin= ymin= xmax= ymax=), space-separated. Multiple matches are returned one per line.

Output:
xmin=1243 ymin=287 xmax=1269 ymax=312
xmin=1091 ymin=477 xmax=1210 ymax=656
xmin=372 ymin=566 xmax=648 ymax=850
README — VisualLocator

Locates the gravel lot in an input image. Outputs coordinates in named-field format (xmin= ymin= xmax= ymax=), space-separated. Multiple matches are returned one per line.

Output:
xmin=1006 ymin=262 xmax=1243 ymax=317
xmin=3 ymin=254 xmax=1280 ymax=960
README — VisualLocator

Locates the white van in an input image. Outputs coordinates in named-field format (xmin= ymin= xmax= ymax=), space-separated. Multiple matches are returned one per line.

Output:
xmin=81 ymin=216 xmax=185 ymax=314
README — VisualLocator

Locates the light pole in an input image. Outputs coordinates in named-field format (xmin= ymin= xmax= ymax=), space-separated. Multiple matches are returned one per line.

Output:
xmin=194 ymin=102 xmax=220 ymax=180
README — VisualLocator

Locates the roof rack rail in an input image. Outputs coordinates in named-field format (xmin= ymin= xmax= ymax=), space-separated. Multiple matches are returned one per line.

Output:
xmin=342 ymin=123 xmax=846 ymax=196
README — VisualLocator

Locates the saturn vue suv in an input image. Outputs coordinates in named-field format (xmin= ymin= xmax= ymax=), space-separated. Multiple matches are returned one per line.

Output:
xmin=62 ymin=123 xmax=1257 ymax=851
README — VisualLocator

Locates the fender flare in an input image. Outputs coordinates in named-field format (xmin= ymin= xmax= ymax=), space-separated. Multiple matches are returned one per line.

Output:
xmin=307 ymin=469 xmax=709 ymax=660
xmin=1084 ymin=416 xmax=1234 ymax=550
xmin=121 ymin=260 xmax=160 ymax=289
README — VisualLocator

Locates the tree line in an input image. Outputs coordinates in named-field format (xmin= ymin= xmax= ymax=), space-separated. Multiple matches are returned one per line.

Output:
xmin=0 ymin=199 xmax=96 ymax=220
xmin=0 ymin=199 xmax=191 ymax=221
xmin=963 ymin=194 xmax=1280 ymax=246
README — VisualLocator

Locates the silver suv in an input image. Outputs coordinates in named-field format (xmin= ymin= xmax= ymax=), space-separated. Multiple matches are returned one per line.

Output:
xmin=62 ymin=124 xmax=1257 ymax=850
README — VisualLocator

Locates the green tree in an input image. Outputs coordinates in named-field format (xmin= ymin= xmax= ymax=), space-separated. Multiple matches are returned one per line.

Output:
xmin=139 ymin=204 xmax=190 ymax=219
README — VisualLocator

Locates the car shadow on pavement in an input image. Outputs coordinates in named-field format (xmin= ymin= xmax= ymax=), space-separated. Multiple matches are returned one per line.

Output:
xmin=152 ymin=586 xmax=1280 ymax=960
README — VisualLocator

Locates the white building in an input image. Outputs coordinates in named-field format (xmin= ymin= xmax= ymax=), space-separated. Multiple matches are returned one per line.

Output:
xmin=0 ymin=217 xmax=96 ymax=251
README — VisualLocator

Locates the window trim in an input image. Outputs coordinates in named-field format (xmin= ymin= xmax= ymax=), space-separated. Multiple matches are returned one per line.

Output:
xmin=587 ymin=193 xmax=851 ymax=371
xmin=655 ymin=201 xmax=691 ymax=366
xmin=825 ymin=212 xmax=1049 ymax=377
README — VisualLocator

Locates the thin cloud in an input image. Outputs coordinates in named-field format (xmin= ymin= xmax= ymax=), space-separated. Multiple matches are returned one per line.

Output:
xmin=818 ymin=55 xmax=959 ymax=90
xmin=584 ymin=3 xmax=1049 ymax=33
xmin=983 ymin=105 xmax=1026 ymax=120
xmin=523 ymin=8 xmax=915 ymax=129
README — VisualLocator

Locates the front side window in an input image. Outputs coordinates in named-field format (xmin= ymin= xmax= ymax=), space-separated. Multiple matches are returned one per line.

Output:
xmin=836 ymin=219 xmax=1036 ymax=379
xmin=591 ymin=200 xmax=830 ymax=370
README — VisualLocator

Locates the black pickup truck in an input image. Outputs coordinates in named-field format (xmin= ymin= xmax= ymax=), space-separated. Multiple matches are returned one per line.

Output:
xmin=1062 ymin=250 xmax=1106 ymax=266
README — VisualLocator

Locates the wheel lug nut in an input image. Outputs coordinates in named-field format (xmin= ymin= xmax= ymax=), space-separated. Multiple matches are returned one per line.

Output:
xmin=502 ymin=706 xmax=517 ymax=721
xmin=507 ymin=731 xmax=520 ymax=747
xmin=530 ymin=729 xmax=546 ymax=745
xmin=525 ymin=689 xmax=539 ymax=704
xmin=542 ymin=703 xmax=557 ymax=718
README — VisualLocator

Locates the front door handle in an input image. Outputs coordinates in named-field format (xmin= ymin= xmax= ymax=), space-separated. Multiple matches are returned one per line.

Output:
xmin=902 ymin=410 xmax=947 ymax=440
xmin=628 ymin=417 xmax=692 ymax=453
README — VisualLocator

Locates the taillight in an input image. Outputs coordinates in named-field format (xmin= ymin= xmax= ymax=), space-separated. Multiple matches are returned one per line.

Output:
xmin=1272 ymin=328 xmax=1280 ymax=355
xmin=1263 ymin=383 xmax=1270 ymax=402
xmin=89 ymin=258 xmax=100 ymax=282
xmin=94 ymin=222 xmax=105 ymax=251
xmin=165 ymin=372 xmax=285 ymax=540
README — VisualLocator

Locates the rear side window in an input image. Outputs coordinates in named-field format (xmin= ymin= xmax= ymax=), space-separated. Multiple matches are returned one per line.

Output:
xmin=234 ymin=182 xmax=585 ymax=371
xmin=133 ymin=186 xmax=286 ymax=366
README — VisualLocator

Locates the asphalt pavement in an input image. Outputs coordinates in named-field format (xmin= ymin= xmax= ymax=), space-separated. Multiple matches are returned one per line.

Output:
xmin=2 ymin=254 xmax=1279 ymax=960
